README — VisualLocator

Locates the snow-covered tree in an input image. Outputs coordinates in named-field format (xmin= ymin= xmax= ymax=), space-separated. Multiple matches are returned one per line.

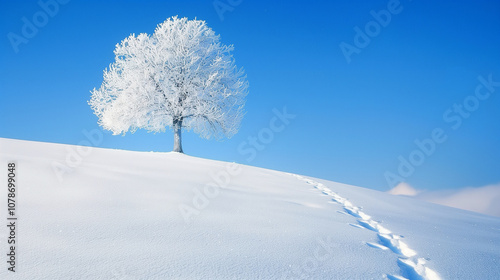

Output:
xmin=89 ymin=16 xmax=248 ymax=153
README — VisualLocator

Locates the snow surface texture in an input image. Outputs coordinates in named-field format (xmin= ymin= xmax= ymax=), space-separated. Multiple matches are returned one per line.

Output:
xmin=1 ymin=138 xmax=499 ymax=279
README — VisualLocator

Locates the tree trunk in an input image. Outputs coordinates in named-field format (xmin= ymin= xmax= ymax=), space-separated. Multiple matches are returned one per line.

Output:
xmin=173 ymin=117 xmax=183 ymax=153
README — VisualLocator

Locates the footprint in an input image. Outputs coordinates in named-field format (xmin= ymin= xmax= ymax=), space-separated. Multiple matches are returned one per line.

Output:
xmin=397 ymin=258 xmax=441 ymax=280
xmin=378 ymin=234 xmax=417 ymax=258
xmin=366 ymin=242 xmax=389 ymax=250
xmin=330 ymin=196 xmax=345 ymax=204
xmin=349 ymin=223 xmax=365 ymax=229
xmin=358 ymin=220 xmax=392 ymax=234
xmin=343 ymin=206 xmax=361 ymax=218
xmin=344 ymin=206 xmax=371 ymax=221
xmin=358 ymin=219 xmax=379 ymax=232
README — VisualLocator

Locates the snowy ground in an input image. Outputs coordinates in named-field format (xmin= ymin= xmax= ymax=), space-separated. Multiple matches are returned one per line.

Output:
xmin=0 ymin=138 xmax=499 ymax=279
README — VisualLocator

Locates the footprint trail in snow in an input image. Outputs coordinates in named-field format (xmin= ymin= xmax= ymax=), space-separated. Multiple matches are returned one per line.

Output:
xmin=291 ymin=174 xmax=441 ymax=280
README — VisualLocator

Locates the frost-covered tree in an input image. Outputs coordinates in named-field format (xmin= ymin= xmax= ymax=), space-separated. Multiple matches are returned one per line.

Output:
xmin=89 ymin=16 xmax=248 ymax=153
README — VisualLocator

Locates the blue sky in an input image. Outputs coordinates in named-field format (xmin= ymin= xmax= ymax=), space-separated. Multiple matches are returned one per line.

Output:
xmin=1 ymin=0 xmax=499 ymax=192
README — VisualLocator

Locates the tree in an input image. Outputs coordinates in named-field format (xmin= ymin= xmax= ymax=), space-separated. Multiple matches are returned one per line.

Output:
xmin=89 ymin=16 xmax=248 ymax=153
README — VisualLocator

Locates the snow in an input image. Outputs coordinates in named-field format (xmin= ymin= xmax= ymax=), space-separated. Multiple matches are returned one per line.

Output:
xmin=389 ymin=182 xmax=500 ymax=217
xmin=1 ymin=137 xmax=499 ymax=279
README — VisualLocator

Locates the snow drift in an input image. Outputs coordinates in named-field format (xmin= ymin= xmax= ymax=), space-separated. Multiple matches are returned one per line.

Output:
xmin=0 ymin=138 xmax=499 ymax=279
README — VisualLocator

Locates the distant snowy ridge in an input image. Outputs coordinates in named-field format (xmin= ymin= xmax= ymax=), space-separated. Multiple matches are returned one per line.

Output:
xmin=389 ymin=182 xmax=500 ymax=217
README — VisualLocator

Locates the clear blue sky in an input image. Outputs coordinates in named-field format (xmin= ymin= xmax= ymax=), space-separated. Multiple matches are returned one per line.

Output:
xmin=1 ymin=0 xmax=499 ymax=192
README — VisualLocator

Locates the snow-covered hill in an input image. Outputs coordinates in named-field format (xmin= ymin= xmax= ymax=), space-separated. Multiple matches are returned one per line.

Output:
xmin=0 ymin=138 xmax=499 ymax=279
